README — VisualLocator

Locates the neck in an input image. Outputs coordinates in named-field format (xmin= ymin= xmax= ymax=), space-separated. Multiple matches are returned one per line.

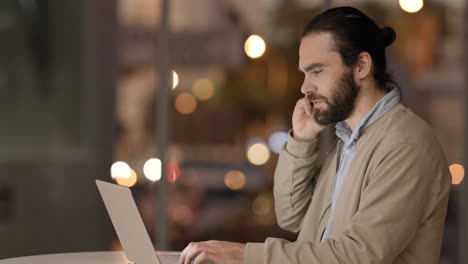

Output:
xmin=345 ymin=84 xmax=387 ymax=131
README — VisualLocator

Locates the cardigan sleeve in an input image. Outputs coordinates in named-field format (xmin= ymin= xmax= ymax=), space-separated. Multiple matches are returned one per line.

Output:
xmin=273 ymin=130 xmax=321 ymax=233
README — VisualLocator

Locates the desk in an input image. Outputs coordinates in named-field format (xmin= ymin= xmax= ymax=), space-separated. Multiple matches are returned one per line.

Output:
xmin=0 ymin=251 xmax=180 ymax=264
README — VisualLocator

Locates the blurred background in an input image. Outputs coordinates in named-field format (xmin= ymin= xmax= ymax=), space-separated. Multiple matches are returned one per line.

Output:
xmin=0 ymin=0 xmax=466 ymax=263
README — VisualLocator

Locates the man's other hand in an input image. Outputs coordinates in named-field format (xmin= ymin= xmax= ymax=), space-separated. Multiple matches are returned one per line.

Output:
xmin=179 ymin=240 xmax=246 ymax=264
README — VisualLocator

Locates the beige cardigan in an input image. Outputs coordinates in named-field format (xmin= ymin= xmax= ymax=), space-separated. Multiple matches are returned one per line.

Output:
xmin=245 ymin=104 xmax=451 ymax=264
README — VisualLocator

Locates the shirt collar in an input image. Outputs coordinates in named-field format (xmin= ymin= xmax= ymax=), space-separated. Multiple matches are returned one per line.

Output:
xmin=335 ymin=87 xmax=401 ymax=144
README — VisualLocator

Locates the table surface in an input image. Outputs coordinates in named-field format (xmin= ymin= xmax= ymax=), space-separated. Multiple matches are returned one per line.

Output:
xmin=0 ymin=251 xmax=181 ymax=264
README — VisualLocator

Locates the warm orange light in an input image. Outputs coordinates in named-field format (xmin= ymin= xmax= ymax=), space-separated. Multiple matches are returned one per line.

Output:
xmin=116 ymin=169 xmax=138 ymax=187
xmin=175 ymin=92 xmax=197 ymax=114
xmin=192 ymin=78 xmax=215 ymax=101
xmin=224 ymin=170 xmax=246 ymax=190
xmin=449 ymin=164 xmax=464 ymax=185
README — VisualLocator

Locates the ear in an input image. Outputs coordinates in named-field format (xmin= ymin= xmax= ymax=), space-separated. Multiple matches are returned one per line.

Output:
xmin=353 ymin=52 xmax=372 ymax=80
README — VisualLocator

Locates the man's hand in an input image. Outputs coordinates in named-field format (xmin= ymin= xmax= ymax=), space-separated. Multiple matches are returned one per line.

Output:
xmin=179 ymin=240 xmax=245 ymax=264
xmin=292 ymin=96 xmax=327 ymax=142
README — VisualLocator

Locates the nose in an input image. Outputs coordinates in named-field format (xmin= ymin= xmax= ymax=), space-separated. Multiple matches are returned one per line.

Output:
xmin=300 ymin=78 xmax=316 ymax=96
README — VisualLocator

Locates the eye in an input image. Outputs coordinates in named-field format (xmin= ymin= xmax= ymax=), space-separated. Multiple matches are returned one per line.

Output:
xmin=313 ymin=70 xmax=323 ymax=75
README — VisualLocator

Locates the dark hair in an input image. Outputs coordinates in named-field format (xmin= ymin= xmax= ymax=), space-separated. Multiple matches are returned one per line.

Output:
xmin=302 ymin=6 xmax=396 ymax=91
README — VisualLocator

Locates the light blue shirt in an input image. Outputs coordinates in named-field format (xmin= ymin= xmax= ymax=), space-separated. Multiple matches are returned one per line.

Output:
xmin=321 ymin=88 xmax=401 ymax=242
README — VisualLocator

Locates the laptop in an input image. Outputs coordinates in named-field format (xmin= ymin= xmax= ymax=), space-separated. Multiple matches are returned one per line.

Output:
xmin=96 ymin=180 xmax=180 ymax=264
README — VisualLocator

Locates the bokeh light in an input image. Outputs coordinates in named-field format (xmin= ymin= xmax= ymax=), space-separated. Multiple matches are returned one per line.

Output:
xmin=192 ymin=78 xmax=215 ymax=101
xmin=244 ymin=35 xmax=266 ymax=59
xmin=175 ymin=92 xmax=197 ymax=114
xmin=268 ymin=131 xmax=288 ymax=154
xmin=172 ymin=70 xmax=179 ymax=89
xmin=252 ymin=193 xmax=273 ymax=216
xmin=399 ymin=0 xmax=423 ymax=13
xmin=143 ymin=158 xmax=162 ymax=182
xmin=116 ymin=169 xmax=138 ymax=187
xmin=247 ymin=143 xmax=271 ymax=165
xmin=449 ymin=164 xmax=464 ymax=185
xmin=110 ymin=161 xmax=131 ymax=179
xmin=166 ymin=162 xmax=181 ymax=183
xmin=224 ymin=170 xmax=246 ymax=190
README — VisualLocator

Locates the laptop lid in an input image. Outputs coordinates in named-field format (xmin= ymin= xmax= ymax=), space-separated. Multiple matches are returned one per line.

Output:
xmin=96 ymin=180 xmax=161 ymax=264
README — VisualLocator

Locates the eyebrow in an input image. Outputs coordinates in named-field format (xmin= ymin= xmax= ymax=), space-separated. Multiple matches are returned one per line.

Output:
xmin=299 ymin=63 xmax=325 ymax=73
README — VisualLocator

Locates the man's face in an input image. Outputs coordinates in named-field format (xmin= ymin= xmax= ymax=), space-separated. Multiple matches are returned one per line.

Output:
xmin=298 ymin=32 xmax=359 ymax=126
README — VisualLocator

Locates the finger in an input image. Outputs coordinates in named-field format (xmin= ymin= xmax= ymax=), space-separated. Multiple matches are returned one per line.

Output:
xmin=179 ymin=253 xmax=184 ymax=264
xmin=300 ymin=97 xmax=313 ymax=117
xmin=179 ymin=242 xmax=193 ymax=264
xmin=193 ymin=252 xmax=209 ymax=264
xmin=184 ymin=244 xmax=202 ymax=264
xmin=294 ymin=98 xmax=307 ymax=118
xmin=179 ymin=252 xmax=186 ymax=264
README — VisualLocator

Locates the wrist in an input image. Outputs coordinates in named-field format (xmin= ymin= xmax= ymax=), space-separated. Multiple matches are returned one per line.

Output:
xmin=292 ymin=131 xmax=318 ymax=142
xmin=286 ymin=130 xmax=319 ymax=158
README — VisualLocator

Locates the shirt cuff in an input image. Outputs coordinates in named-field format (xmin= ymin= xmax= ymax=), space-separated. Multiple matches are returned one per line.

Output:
xmin=245 ymin=242 xmax=265 ymax=264
xmin=285 ymin=130 xmax=319 ymax=158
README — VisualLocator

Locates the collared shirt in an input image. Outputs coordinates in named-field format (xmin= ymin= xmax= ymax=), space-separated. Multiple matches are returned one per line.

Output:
xmin=321 ymin=87 xmax=401 ymax=241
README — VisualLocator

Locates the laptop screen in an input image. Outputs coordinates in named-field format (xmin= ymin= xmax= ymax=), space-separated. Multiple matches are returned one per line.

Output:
xmin=96 ymin=180 xmax=161 ymax=264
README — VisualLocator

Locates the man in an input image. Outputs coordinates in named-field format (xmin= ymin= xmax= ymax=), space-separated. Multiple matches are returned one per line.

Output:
xmin=180 ymin=6 xmax=451 ymax=264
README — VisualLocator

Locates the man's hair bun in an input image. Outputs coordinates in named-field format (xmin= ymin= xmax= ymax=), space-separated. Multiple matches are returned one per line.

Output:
xmin=381 ymin=26 xmax=396 ymax=48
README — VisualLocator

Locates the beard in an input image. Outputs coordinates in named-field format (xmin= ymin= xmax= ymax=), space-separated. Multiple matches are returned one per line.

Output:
xmin=308 ymin=70 xmax=359 ymax=126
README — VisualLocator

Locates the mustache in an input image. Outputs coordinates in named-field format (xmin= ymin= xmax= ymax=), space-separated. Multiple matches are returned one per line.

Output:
xmin=306 ymin=93 xmax=327 ymax=102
